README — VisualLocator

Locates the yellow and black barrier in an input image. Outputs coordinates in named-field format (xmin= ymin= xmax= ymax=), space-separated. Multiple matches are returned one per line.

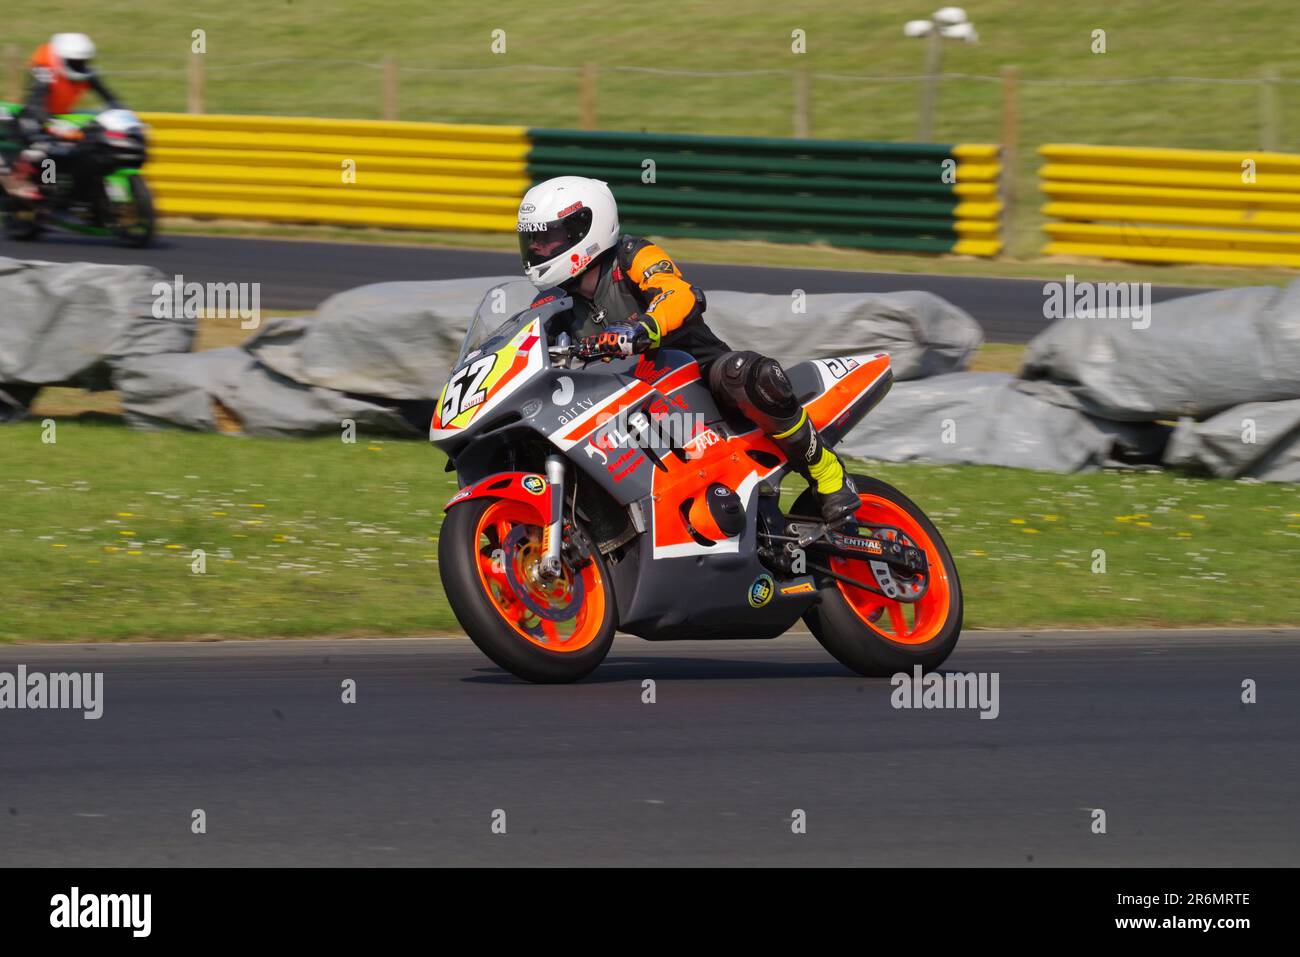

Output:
xmin=139 ymin=113 xmax=529 ymax=232
xmin=1039 ymin=143 xmax=1300 ymax=268
xmin=137 ymin=112 xmax=1001 ymax=255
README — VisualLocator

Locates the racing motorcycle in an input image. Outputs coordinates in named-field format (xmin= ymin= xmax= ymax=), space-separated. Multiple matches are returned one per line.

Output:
xmin=432 ymin=281 xmax=962 ymax=683
xmin=0 ymin=104 xmax=154 ymax=247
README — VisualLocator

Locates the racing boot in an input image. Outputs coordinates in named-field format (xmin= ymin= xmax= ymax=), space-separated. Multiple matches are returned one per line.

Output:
xmin=770 ymin=410 xmax=860 ymax=527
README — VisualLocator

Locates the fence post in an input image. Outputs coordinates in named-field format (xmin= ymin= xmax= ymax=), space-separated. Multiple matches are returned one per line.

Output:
xmin=579 ymin=63 xmax=598 ymax=130
xmin=383 ymin=56 xmax=399 ymax=120
xmin=916 ymin=28 xmax=943 ymax=140
xmin=4 ymin=45 xmax=20 ymax=103
xmin=999 ymin=65 xmax=1019 ymax=250
xmin=793 ymin=66 xmax=811 ymax=138
xmin=187 ymin=50 xmax=205 ymax=114
xmin=1259 ymin=66 xmax=1279 ymax=151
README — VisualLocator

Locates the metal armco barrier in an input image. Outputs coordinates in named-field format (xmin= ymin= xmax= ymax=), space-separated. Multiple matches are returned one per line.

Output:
xmin=1040 ymin=143 xmax=1300 ymax=268
xmin=137 ymin=113 xmax=1000 ymax=255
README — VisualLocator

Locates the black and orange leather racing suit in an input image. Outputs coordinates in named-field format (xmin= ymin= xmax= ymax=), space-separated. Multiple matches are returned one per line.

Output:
xmin=540 ymin=235 xmax=859 ymax=522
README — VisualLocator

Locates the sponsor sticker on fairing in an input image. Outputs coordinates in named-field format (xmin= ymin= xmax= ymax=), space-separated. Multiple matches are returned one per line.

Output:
xmin=748 ymin=574 xmax=774 ymax=608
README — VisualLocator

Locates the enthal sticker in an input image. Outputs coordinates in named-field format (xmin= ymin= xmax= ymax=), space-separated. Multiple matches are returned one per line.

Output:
xmin=823 ymin=356 xmax=861 ymax=379
xmin=832 ymin=531 xmax=884 ymax=554
xmin=748 ymin=574 xmax=775 ymax=608
xmin=521 ymin=475 xmax=547 ymax=495
xmin=780 ymin=581 xmax=816 ymax=596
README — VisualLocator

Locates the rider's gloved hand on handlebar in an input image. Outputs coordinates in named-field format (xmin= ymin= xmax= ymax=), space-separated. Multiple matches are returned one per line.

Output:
xmin=576 ymin=317 xmax=656 ymax=361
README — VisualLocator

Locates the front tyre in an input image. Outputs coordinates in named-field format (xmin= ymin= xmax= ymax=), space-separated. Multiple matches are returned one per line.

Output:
xmin=439 ymin=496 xmax=617 ymax=683
xmin=106 ymin=174 xmax=155 ymax=248
xmin=795 ymin=474 xmax=962 ymax=677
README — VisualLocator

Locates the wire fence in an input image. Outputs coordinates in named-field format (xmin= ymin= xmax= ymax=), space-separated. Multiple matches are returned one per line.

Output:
xmin=6 ymin=55 xmax=1294 ymax=152
xmin=7 ymin=56 xmax=1295 ymax=255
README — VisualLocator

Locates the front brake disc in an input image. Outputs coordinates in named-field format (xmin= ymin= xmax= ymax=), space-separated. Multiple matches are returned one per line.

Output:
xmin=503 ymin=525 xmax=585 ymax=622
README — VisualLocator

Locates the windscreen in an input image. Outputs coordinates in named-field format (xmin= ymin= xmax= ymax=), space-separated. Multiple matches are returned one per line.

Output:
xmin=458 ymin=281 xmax=573 ymax=363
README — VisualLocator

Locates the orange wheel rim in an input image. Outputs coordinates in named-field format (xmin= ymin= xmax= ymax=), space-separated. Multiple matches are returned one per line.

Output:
xmin=830 ymin=493 xmax=952 ymax=645
xmin=472 ymin=500 xmax=607 ymax=652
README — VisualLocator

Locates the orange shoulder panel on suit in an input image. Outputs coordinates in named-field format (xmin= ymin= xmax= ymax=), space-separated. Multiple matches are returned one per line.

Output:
xmin=28 ymin=43 xmax=91 ymax=115
xmin=627 ymin=243 xmax=701 ymax=338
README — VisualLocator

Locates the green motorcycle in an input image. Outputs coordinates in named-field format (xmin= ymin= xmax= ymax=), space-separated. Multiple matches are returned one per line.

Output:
xmin=0 ymin=103 xmax=155 ymax=248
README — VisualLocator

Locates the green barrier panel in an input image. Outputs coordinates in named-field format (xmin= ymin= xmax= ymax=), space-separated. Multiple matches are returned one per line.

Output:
xmin=526 ymin=126 xmax=982 ymax=254
xmin=529 ymin=127 xmax=956 ymax=158
xmin=527 ymin=163 xmax=959 ymax=197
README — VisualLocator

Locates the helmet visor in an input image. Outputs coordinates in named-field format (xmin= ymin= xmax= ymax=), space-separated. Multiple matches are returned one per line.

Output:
xmin=63 ymin=58 xmax=91 ymax=77
xmin=518 ymin=206 xmax=594 ymax=268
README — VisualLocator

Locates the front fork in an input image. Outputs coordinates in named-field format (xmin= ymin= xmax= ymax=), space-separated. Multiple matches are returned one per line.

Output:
xmin=538 ymin=455 xmax=566 ymax=580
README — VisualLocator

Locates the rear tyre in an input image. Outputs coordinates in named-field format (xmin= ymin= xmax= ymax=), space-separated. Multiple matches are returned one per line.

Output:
xmin=794 ymin=474 xmax=962 ymax=677
xmin=439 ymin=496 xmax=617 ymax=683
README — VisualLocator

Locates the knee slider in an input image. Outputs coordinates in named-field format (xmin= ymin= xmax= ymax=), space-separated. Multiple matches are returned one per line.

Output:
xmin=709 ymin=350 xmax=758 ymax=402
xmin=748 ymin=357 xmax=799 ymax=419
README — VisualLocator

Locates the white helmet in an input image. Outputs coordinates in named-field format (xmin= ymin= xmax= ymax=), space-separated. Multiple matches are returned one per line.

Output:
xmin=51 ymin=33 xmax=96 ymax=81
xmin=517 ymin=176 xmax=620 ymax=288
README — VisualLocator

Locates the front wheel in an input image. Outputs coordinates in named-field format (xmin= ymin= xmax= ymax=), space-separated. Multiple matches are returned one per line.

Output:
xmin=794 ymin=474 xmax=962 ymax=677
xmin=439 ymin=496 xmax=617 ymax=683
xmin=105 ymin=174 xmax=155 ymax=248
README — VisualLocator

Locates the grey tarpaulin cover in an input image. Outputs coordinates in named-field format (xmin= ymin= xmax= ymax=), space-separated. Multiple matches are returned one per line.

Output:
xmin=0 ymin=255 xmax=190 ymax=418
xmin=1020 ymin=280 xmax=1300 ymax=421
xmin=249 ymin=278 xmax=519 ymax=400
xmin=246 ymin=278 xmax=984 ymax=401
xmin=1163 ymin=399 xmax=1300 ymax=481
xmin=702 ymin=289 xmax=982 ymax=379
xmin=837 ymin=372 xmax=1169 ymax=473
xmin=112 ymin=347 xmax=414 ymax=437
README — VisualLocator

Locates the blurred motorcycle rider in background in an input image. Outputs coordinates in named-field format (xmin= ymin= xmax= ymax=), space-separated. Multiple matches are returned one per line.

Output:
xmin=517 ymin=175 xmax=861 ymax=526
xmin=1 ymin=33 xmax=123 ymax=201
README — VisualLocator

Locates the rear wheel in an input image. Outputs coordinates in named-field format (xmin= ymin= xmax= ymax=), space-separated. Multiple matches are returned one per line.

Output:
xmin=794 ymin=474 xmax=962 ymax=676
xmin=439 ymin=496 xmax=617 ymax=683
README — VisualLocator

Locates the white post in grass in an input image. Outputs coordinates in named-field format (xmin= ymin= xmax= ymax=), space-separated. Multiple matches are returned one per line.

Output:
xmin=905 ymin=7 xmax=978 ymax=142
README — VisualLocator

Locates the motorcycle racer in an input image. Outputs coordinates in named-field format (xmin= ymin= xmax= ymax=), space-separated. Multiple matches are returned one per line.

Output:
xmin=2 ymin=33 xmax=122 ymax=202
xmin=517 ymin=175 xmax=860 ymax=527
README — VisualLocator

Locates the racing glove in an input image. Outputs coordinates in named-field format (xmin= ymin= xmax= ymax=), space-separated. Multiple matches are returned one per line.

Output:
xmin=576 ymin=318 xmax=655 ymax=360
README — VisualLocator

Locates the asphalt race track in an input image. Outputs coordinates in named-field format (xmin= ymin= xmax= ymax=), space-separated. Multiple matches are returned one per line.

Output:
xmin=2 ymin=629 xmax=1296 ymax=867
xmin=2 ymin=232 xmax=1213 ymax=343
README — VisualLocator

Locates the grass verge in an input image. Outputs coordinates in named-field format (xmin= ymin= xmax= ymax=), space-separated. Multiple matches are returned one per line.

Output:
xmin=2 ymin=418 xmax=1297 ymax=641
